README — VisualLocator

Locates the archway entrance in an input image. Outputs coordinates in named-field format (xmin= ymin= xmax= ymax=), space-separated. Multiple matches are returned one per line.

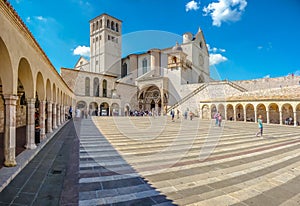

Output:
xmin=100 ymin=102 xmax=109 ymax=116
xmin=282 ymin=104 xmax=293 ymax=125
xmin=111 ymin=103 xmax=119 ymax=116
xmin=246 ymin=104 xmax=255 ymax=122
xmin=227 ymin=104 xmax=234 ymax=120
xmin=89 ymin=102 xmax=98 ymax=116
xmin=236 ymin=104 xmax=244 ymax=121
xmin=202 ymin=105 xmax=209 ymax=119
xmin=257 ymin=104 xmax=267 ymax=123
xmin=76 ymin=101 xmax=87 ymax=118
xmin=269 ymin=103 xmax=279 ymax=124
xmin=139 ymin=86 xmax=162 ymax=115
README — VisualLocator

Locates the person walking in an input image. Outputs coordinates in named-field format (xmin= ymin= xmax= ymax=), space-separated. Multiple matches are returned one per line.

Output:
xmin=214 ymin=112 xmax=219 ymax=126
xmin=218 ymin=114 xmax=222 ymax=127
xmin=171 ymin=109 xmax=175 ymax=122
xmin=256 ymin=115 xmax=263 ymax=137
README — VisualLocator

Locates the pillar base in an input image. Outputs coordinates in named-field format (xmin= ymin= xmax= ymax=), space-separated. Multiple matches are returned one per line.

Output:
xmin=25 ymin=143 xmax=37 ymax=150
xmin=4 ymin=160 xmax=17 ymax=167
xmin=40 ymin=133 xmax=46 ymax=140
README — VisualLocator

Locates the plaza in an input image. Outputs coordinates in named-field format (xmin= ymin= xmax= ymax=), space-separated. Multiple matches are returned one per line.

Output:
xmin=1 ymin=0 xmax=300 ymax=205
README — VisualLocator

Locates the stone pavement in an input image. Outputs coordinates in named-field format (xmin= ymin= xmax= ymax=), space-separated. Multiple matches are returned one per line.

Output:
xmin=79 ymin=116 xmax=300 ymax=206
xmin=0 ymin=120 xmax=79 ymax=206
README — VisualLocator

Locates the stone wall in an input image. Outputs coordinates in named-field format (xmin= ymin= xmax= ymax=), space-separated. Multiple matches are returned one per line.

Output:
xmin=0 ymin=97 xmax=3 ymax=133
xmin=233 ymin=75 xmax=300 ymax=92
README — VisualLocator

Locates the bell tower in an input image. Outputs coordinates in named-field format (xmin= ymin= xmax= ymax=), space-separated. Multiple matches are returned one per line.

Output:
xmin=89 ymin=14 xmax=122 ymax=76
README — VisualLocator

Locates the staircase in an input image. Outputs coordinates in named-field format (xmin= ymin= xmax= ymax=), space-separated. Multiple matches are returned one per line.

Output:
xmin=167 ymin=83 xmax=207 ymax=113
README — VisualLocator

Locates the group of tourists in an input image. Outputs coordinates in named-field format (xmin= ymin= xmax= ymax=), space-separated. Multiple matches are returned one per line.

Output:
xmin=214 ymin=112 xmax=222 ymax=127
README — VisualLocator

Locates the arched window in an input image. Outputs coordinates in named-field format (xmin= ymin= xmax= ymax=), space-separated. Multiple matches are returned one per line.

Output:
xmin=93 ymin=77 xmax=99 ymax=97
xmin=116 ymin=23 xmax=119 ymax=32
xmin=96 ymin=21 xmax=98 ymax=30
xmin=121 ymin=63 xmax=127 ymax=78
xmin=142 ymin=58 xmax=147 ymax=74
xmin=92 ymin=23 xmax=95 ymax=31
xmin=102 ymin=79 xmax=107 ymax=97
xmin=85 ymin=77 xmax=90 ymax=96
xmin=107 ymin=19 xmax=110 ymax=28
xmin=111 ymin=21 xmax=115 ymax=30
xmin=100 ymin=19 xmax=102 ymax=28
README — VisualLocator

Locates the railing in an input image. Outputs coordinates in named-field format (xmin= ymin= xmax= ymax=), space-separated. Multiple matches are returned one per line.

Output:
xmin=167 ymin=83 xmax=207 ymax=113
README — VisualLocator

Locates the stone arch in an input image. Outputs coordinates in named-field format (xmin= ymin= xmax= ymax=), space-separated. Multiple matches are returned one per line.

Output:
xmin=211 ymin=104 xmax=217 ymax=119
xmin=124 ymin=103 xmax=131 ymax=116
xmin=46 ymin=79 xmax=51 ymax=101
xmin=236 ymin=104 xmax=244 ymax=121
xmin=89 ymin=102 xmax=99 ymax=116
xmin=36 ymin=72 xmax=45 ymax=101
xmin=226 ymin=104 xmax=234 ymax=120
xmin=111 ymin=103 xmax=119 ymax=116
xmin=268 ymin=103 xmax=279 ymax=124
xmin=257 ymin=104 xmax=267 ymax=123
xmin=217 ymin=104 xmax=225 ymax=119
xmin=111 ymin=21 xmax=115 ymax=30
xmin=282 ymin=103 xmax=293 ymax=125
xmin=0 ymin=37 xmax=14 ymax=94
xmin=18 ymin=58 xmax=34 ymax=99
xmin=296 ymin=104 xmax=300 ymax=126
xmin=100 ymin=102 xmax=109 ymax=116
xmin=202 ymin=104 xmax=209 ymax=119
xmin=76 ymin=101 xmax=87 ymax=118
xmin=121 ymin=63 xmax=127 ymax=78
xmin=245 ymin=104 xmax=255 ymax=122
xmin=52 ymin=84 xmax=57 ymax=102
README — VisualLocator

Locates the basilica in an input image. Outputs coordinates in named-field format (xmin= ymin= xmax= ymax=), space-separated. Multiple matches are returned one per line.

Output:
xmin=0 ymin=0 xmax=300 ymax=173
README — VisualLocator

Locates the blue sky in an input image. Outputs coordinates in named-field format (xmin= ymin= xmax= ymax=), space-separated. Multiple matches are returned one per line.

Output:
xmin=8 ymin=0 xmax=300 ymax=81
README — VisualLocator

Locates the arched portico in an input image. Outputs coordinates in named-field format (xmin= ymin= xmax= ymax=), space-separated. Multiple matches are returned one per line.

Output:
xmin=226 ymin=104 xmax=234 ymax=120
xmin=236 ymin=104 xmax=244 ymax=121
xmin=111 ymin=103 xmax=120 ymax=116
xmin=256 ymin=104 xmax=267 ymax=123
xmin=268 ymin=103 xmax=279 ymax=124
xmin=282 ymin=103 xmax=293 ymax=125
xmin=211 ymin=104 xmax=217 ymax=119
xmin=138 ymin=85 xmax=162 ymax=114
xmin=89 ymin=102 xmax=98 ymax=116
xmin=100 ymin=102 xmax=109 ymax=116
xmin=202 ymin=104 xmax=209 ymax=119
xmin=245 ymin=104 xmax=255 ymax=122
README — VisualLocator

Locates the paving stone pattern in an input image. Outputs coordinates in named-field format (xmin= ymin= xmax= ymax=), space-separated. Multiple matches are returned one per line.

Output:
xmin=78 ymin=117 xmax=300 ymax=206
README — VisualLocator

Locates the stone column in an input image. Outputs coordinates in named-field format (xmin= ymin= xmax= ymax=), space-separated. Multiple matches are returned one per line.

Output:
xmin=155 ymin=103 xmax=158 ymax=116
xmin=60 ymin=105 xmax=63 ymax=123
xmin=279 ymin=110 xmax=283 ymax=125
xmin=52 ymin=103 xmax=57 ymax=129
xmin=233 ymin=107 xmax=236 ymax=121
xmin=243 ymin=108 xmax=247 ymax=122
xmin=98 ymin=106 xmax=101 ymax=116
xmin=160 ymin=89 xmax=164 ymax=115
xmin=254 ymin=110 xmax=257 ymax=123
xmin=47 ymin=101 xmax=53 ymax=133
xmin=39 ymin=100 xmax=46 ymax=140
xmin=25 ymin=98 xmax=36 ymax=149
xmin=3 ymin=95 xmax=18 ymax=167
xmin=57 ymin=104 xmax=61 ymax=126
xmin=224 ymin=107 xmax=227 ymax=121
xmin=294 ymin=111 xmax=297 ymax=127
xmin=266 ymin=109 xmax=270 ymax=124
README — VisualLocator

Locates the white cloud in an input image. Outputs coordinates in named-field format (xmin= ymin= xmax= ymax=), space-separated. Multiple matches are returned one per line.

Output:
xmin=26 ymin=17 xmax=31 ymax=23
xmin=203 ymin=0 xmax=247 ymax=27
xmin=209 ymin=53 xmax=228 ymax=66
xmin=207 ymin=44 xmax=226 ymax=53
xmin=263 ymin=74 xmax=270 ymax=78
xmin=293 ymin=70 xmax=300 ymax=76
xmin=186 ymin=0 xmax=200 ymax=12
xmin=73 ymin=45 xmax=90 ymax=57
xmin=35 ymin=16 xmax=47 ymax=22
